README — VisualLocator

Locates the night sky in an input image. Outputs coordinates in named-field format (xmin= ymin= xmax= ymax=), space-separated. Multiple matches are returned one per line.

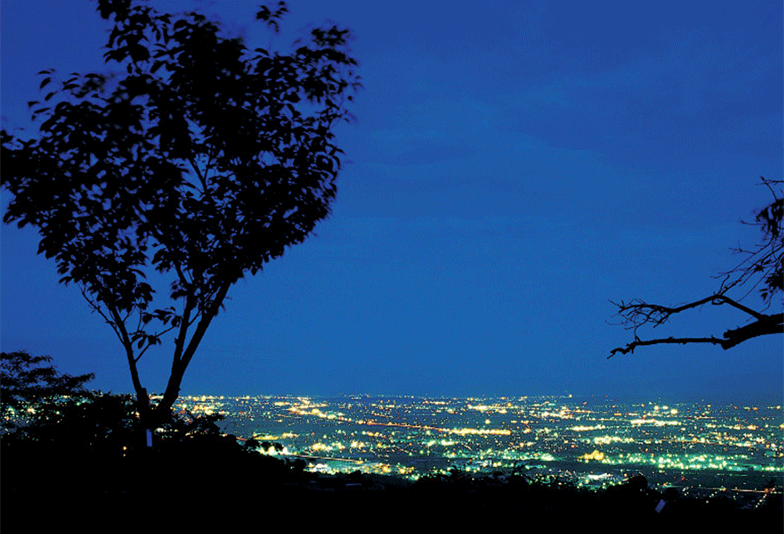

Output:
xmin=1 ymin=0 xmax=782 ymax=402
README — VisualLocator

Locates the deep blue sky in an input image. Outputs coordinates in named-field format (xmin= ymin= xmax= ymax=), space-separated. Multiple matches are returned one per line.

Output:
xmin=1 ymin=0 xmax=782 ymax=402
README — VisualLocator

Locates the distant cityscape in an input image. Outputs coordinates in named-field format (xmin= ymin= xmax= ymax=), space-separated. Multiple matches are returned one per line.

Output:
xmin=175 ymin=394 xmax=783 ymax=506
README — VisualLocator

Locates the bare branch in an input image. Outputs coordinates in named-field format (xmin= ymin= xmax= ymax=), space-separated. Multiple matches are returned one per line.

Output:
xmin=610 ymin=293 xmax=765 ymax=333
xmin=611 ymin=178 xmax=783 ymax=357
xmin=610 ymin=310 xmax=783 ymax=358
xmin=609 ymin=336 xmax=727 ymax=358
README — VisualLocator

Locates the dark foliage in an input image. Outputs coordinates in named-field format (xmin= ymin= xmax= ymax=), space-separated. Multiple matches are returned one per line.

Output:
xmin=4 ymin=418 xmax=782 ymax=532
xmin=1 ymin=0 xmax=359 ymax=427
xmin=1 ymin=351 xmax=305 ymax=533
xmin=1 ymin=350 xmax=94 ymax=432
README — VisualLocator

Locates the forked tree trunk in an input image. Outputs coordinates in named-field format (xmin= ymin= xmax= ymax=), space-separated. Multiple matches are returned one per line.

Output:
xmin=133 ymin=282 xmax=231 ymax=431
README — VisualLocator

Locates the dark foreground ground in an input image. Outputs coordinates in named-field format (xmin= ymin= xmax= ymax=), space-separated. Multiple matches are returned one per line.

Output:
xmin=6 ymin=480 xmax=783 ymax=533
xmin=3 ymin=445 xmax=782 ymax=533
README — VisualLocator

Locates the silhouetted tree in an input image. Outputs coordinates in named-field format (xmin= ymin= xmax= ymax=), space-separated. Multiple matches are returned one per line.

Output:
xmin=610 ymin=178 xmax=783 ymax=357
xmin=1 ymin=350 xmax=143 ymax=453
xmin=1 ymin=350 xmax=94 ymax=433
xmin=1 ymin=0 xmax=359 ymax=428
xmin=1 ymin=351 xmax=300 ymax=533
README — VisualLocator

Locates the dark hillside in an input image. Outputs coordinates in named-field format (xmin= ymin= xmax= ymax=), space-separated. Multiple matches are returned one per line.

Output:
xmin=3 ymin=440 xmax=781 ymax=533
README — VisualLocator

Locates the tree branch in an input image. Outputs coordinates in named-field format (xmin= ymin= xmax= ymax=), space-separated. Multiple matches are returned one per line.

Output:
xmin=609 ymin=309 xmax=783 ymax=358
xmin=106 ymin=304 xmax=149 ymax=416
xmin=611 ymin=293 xmax=767 ymax=331
xmin=172 ymin=294 xmax=196 ymax=365
xmin=156 ymin=281 xmax=231 ymax=419
xmin=79 ymin=285 xmax=122 ymax=341
xmin=609 ymin=336 xmax=727 ymax=357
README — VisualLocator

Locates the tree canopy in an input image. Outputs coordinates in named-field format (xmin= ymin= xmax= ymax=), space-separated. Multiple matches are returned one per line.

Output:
xmin=1 ymin=0 xmax=360 ymax=427
xmin=610 ymin=178 xmax=783 ymax=357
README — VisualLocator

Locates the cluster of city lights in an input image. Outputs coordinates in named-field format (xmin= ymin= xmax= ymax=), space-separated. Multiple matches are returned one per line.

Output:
xmin=174 ymin=394 xmax=783 ymax=492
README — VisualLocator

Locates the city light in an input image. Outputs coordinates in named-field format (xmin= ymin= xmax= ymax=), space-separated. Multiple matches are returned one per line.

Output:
xmin=174 ymin=394 xmax=783 ymax=496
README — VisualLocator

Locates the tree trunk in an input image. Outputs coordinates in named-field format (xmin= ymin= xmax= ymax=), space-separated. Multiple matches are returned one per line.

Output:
xmin=141 ymin=282 xmax=232 ymax=430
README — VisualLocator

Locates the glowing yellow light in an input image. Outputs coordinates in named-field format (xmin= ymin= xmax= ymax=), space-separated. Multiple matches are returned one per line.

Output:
xmin=579 ymin=450 xmax=606 ymax=461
